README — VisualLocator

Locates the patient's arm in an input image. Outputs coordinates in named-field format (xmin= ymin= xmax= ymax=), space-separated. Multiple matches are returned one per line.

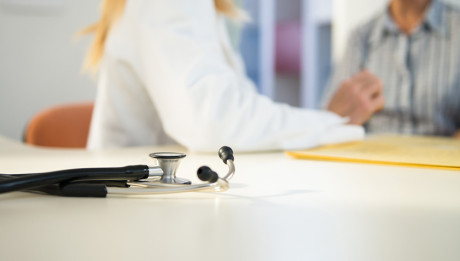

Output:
xmin=327 ymin=70 xmax=385 ymax=125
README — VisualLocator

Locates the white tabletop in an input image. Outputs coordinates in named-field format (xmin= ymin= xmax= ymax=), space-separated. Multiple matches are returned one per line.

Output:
xmin=0 ymin=135 xmax=459 ymax=261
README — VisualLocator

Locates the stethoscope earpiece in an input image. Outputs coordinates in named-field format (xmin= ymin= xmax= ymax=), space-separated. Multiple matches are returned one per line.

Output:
xmin=197 ymin=166 xmax=218 ymax=183
xmin=218 ymin=146 xmax=234 ymax=164
xmin=197 ymin=146 xmax=234 ymax=183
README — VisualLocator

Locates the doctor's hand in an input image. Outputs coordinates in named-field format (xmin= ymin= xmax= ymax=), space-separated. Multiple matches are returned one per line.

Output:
xmin=327 ymin=70 xmax=385 ymax=125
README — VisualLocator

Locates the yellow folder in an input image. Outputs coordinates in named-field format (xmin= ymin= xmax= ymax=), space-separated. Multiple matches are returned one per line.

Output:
xmin=286 ymin=134 xmax=460 ymax=170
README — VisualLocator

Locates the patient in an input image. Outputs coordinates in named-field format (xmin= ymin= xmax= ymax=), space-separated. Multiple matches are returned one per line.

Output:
xmin=324 ymin=0 xmax=460 ymax=137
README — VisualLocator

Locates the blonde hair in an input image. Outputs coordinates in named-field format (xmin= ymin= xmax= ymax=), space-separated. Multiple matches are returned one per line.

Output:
xmin=82 ymin=0 xmax=243 ymax=71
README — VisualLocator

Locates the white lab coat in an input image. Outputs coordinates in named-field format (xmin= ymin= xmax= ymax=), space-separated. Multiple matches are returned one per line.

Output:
xmin=87 ymin=0 xmax=364 ymax=152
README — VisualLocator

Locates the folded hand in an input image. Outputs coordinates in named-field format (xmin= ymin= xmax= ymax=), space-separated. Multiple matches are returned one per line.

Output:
xmin=327 ymin=70 xmax=385 ymax=125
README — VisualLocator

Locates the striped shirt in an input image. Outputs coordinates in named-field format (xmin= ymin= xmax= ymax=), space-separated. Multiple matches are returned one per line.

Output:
xmin=323 ymin=0 xmax=460 ymax=136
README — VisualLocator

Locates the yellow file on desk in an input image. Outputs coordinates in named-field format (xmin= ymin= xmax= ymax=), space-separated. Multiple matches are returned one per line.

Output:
xmin=286 ymin=134 xmax=460 ymax=170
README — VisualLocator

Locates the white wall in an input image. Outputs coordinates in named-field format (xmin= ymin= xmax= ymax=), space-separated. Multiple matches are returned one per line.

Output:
xmin=0 ymin=0 xmax=98 ymax=141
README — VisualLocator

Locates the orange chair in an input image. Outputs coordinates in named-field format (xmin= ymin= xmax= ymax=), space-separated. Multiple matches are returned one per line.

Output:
xmin=24 ymin=102 xmax=94 ymax=148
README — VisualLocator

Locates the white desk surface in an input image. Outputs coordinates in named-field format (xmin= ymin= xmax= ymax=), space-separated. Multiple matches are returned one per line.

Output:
xmin=0 ymin=135 xmax=459 ymax=261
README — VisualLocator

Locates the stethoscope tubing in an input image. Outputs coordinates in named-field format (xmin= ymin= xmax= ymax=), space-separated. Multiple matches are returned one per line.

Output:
xmin=0 ymin=165 xmax=153 ymax=194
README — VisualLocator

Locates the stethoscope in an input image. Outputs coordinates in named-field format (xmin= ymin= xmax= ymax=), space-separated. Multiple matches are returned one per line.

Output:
xmin=0 ymin=146 xmax=235 ymax=197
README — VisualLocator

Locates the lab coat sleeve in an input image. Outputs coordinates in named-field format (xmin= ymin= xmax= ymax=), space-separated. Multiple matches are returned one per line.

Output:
xmin=130 ymin=0 xmax=364 ymax=152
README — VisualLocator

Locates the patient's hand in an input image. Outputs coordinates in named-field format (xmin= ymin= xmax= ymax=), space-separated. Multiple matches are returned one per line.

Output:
xmin=327 ymin=70 xmax=385 ymax=125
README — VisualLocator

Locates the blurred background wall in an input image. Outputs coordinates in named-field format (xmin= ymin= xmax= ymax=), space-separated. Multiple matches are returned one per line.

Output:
xmin=1 ymin=0 xmax=459 ymax=142
xmin=0 ymin=0 xmax=98 ymax=141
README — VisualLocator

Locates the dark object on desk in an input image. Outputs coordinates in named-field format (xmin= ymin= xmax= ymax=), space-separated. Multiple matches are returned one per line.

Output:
xmin=0 ymin=165 xmax=151 ymax=196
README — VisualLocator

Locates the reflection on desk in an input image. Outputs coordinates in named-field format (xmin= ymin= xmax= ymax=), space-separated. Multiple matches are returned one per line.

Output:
xmin=0 ymin=135 xmax=459 ymax=261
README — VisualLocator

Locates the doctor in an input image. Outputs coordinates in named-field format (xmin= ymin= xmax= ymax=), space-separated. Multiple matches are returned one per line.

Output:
xmin=84 ymin=0 xmax=383 ymax=152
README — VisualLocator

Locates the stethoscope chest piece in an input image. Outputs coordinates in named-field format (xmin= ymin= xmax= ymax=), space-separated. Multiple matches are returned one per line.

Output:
xmin=149 ymin=152 xmax=190 ymax=184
